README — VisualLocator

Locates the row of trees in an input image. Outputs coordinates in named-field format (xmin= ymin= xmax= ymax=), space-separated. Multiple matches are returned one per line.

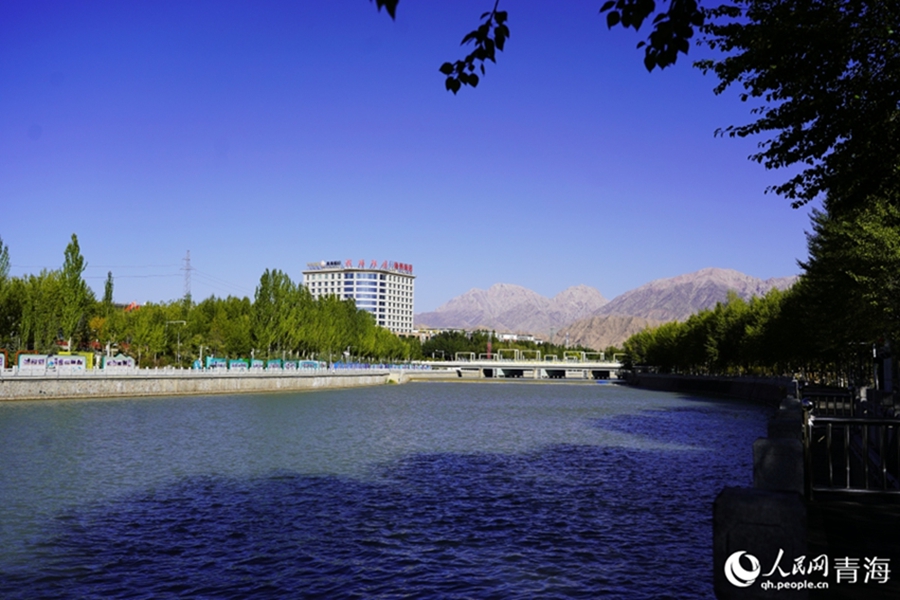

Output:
xmin=623 ymin=197 xmax=900 ymax=385
xmin=0 ymin=235 xmax=420 ymax=367
xmin=0 ymin=234 xmax=612 ymax=370
xmin=421 ymin=330 xmax=614 ymax=362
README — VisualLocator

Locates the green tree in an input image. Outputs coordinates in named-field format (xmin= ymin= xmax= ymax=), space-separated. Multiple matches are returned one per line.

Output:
xmin=103 ymin=271 xmax=114 ymax=313
xmin=0 ymin=236 xmax=14 ymax=348
xmin=0 ymin=236 xmax=8 ymax=283
xmin=698 ymin=0 xmax=900 ymax=212
xmin=60 ymin=234 xmax=92 ymax=350
xmin=793 ymin=199 xmax=900 ymax=362
xmin=253 ymin=269 xmax=298 ymax=358
xmin=20 ymin=270 xmax=63 ymax=353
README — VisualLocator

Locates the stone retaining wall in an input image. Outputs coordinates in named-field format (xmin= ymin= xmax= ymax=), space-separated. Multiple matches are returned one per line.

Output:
xmin=0 ymin=371 xmax=390 ymax=401
xmin=626 ymin=373 xmax=797 ymax=406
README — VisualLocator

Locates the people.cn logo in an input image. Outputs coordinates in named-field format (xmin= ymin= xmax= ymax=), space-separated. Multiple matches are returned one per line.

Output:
xmin=725 ymin=551 xmax=761 ymax=587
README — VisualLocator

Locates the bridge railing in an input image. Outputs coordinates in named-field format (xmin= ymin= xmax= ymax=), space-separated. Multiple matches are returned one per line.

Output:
xmin=806 ymin=416 xmax=900 ymax=496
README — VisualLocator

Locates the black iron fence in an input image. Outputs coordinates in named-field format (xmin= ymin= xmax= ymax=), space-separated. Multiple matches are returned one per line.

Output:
xmin=804 ymin=387 xmax=900 ymax=497
xmin=807 ymin=417 xmax=900 ymax=495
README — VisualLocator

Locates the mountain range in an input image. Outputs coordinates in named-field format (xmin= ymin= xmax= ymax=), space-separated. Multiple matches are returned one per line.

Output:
xmin=414 ymin=268 xmax=798 ymax=347
xmin=414 ymin=283 xmax=609 ymax=333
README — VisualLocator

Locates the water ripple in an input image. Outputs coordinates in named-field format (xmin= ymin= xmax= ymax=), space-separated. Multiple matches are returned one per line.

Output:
xmin=0 ymin=440 xmax=750 ymax=599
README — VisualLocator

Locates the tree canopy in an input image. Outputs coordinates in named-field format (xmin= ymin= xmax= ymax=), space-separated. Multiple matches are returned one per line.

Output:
xmin=698 ymin=0 xmax=900 ymax=213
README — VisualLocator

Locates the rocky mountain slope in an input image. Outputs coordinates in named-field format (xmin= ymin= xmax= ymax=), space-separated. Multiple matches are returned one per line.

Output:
xmin=596 ymin=268 xmax=797 ymax=322
xmin=561 ymin=315 xmax=665 ymax=352
xmin=414 ymin=268 xmax=798 ymax=348
xmin=414 ymin=283 xmax=609 ymax=334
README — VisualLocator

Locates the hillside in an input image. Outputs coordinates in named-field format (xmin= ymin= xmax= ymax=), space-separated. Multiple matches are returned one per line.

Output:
xmin=561 ymin=314 xmax=665 ymax=351
xmin=596 ymin=268 xmax=797 ymax=322
xmin=414 ymin=268 xmax=798 ymax=348
xmin=414 ymin=283 xmax=609 ymax=334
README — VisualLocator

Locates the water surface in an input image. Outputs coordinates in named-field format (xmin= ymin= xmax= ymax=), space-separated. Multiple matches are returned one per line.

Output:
xmin=0 ymin=382 xmax=769 ymax=598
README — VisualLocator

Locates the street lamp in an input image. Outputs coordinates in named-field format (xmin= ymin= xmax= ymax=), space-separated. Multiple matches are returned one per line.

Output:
xmin=166 ymin=321 xmax=187 ymax=368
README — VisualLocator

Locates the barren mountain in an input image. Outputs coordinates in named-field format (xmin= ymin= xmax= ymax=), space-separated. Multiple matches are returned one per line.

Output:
xmin=562 ymin=314 xmax=666 ymax=350
xmin=414 ymin=283 xmax=609 ymax=333
xmin=596 ymin=268 xmax=798 ymax=322
xmin=414 ymin=268 xmax=798 ymax=345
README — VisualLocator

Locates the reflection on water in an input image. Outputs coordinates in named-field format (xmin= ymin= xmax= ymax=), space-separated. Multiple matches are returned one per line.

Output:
xmin=0 ymin=382 xmax=769 ymax=598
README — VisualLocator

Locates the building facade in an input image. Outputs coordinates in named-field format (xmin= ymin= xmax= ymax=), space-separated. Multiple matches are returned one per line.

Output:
xmin=302 ymin=259 xmax=415 ymax=334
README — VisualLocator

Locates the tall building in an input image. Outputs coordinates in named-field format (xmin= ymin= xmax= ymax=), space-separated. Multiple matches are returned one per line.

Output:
xmin=303 ymin=259 xmax=415 ymax=334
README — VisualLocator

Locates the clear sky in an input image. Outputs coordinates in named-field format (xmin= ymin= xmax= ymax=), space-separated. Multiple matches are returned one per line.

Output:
xmin=1 ymin=0 xmax=817 ymax=312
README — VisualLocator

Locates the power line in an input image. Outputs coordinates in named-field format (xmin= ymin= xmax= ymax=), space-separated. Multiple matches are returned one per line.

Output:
xmin=192 ymin=269 xmax=253 ymax=296
xmin=84 ymin=274 xmax=180 ymax=280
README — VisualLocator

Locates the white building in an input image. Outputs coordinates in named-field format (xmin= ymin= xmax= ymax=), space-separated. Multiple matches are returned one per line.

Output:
xmin=303 ymin=259 xmax=415 ymax=334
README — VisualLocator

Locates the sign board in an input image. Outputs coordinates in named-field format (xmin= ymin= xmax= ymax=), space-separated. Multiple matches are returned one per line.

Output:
xmin=60 ymin=351 xmax=94 ymax=370
xmin=103 ymin=355 xmax=135 ymax=370
xmin=250 ymin=359 xmax=265 ymax=371
xmin=228 ymin=359 xmax=248 ymax=371
xmin=206 ymin=357 xmax=228 ymax=370
xmin=266 ymin=359 xmax=282 ymax=370
xmin=18 ymin=354 xmax=49 ymax=372
xmin=54 ymin=355 xmax=87 ymax=373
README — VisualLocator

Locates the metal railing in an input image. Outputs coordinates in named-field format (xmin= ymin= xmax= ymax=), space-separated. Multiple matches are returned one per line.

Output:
xmin=805 ymin=389 xmax=856 ymax=417
xmin=806 ymin=414 xmax=900 ymax=496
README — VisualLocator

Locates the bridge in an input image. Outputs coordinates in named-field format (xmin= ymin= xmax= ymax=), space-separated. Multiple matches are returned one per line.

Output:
xmin=419 ymin=351 xmax=625 ymax=380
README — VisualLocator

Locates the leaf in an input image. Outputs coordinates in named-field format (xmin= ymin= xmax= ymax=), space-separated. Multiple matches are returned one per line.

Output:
xmin=372 ymin=0 xmax=398 ymax=19
xmin=439 ymin=62 xmax=455 ymax=75
xmin=607 ymin=11 xmax=621 ymax=28
xmin=600 ymin=1 xmax=616 ymax=12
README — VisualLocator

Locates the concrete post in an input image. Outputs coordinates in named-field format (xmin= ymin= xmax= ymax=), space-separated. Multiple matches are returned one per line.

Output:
xmin=713 ymin=487 xmax=807 ymax=599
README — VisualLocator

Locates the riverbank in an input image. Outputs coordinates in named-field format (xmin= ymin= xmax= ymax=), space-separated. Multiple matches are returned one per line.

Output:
xmin=625 ymin=372 xmax=797 ymax=406
xmin=0 ymin=370 xmax=392 ymax=401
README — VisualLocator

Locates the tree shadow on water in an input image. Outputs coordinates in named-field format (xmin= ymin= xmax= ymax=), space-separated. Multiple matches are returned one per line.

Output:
xmin=589 ymin=400 xmax=769 ymax=451
xmin=0 ymin=444 xmax=746 ymax=599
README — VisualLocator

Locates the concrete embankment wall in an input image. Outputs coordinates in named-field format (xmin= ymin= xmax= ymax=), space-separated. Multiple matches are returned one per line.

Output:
xmin=627 ymin=373 xmax=797 ymax=406
xmin=0 ymin=371 xmax=391 ymax=401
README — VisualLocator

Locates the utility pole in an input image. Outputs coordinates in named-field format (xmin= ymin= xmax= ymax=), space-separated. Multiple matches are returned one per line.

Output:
xmin=181 ymin=250 xmax=193 ymax=305
xmin=166 ymin=321 xmax=187 ymax=367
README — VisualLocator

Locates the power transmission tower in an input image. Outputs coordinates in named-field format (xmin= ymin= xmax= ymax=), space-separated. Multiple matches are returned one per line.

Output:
xmin=182 ymin=250 xmax=193 ymax=305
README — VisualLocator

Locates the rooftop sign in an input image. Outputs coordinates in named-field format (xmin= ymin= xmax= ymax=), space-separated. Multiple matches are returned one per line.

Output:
xmin=305 ymin=259 xmax=414 ymax=275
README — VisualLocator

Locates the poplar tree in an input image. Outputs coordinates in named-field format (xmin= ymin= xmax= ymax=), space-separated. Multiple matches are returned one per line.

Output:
xmin=103 ymin=271 xmax=114 ymax=312
xmin=60 ymin=234 xmax=91 ymax=351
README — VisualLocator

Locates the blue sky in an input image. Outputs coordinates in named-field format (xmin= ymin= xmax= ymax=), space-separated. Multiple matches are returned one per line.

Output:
xmin=1 ymin=1 xmax=816 ymax=312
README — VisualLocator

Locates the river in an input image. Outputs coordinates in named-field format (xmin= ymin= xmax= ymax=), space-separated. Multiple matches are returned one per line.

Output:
xmin=0 ymin=381 xmax=769 ymax=599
